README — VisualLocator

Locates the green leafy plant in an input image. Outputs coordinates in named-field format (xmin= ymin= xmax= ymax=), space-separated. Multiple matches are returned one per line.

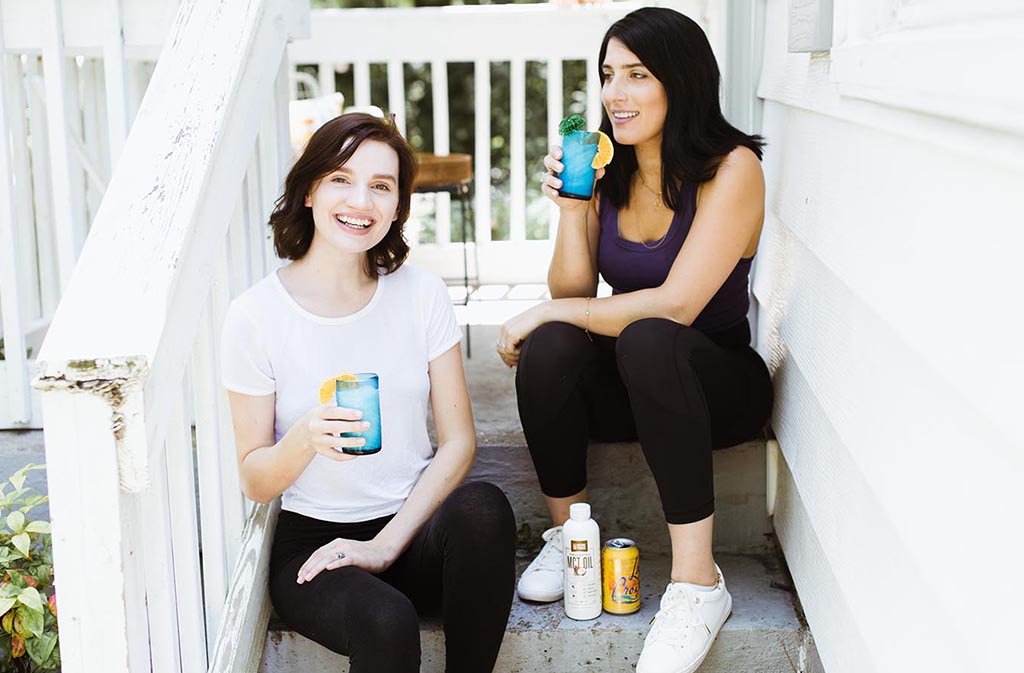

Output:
xmin=0 ymin=465 xmax=58 ymax=672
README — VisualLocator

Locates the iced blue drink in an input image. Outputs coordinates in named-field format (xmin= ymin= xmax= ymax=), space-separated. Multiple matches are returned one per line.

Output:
xmin=558 ymin=130 xmax=600 ymax=200
xmin=555 ymin=114 xmax=613 ymax=201
xmin=335 ymin=373 xmax=382 ymax=455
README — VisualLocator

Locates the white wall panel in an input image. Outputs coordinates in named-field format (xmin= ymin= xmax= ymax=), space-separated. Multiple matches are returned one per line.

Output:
xmin=756 ymin=1 xmax=1024 ymax=671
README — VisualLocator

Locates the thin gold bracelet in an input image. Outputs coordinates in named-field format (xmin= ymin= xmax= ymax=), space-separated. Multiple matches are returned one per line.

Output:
xmin=584 ymin=297 xmax=593 ymax=342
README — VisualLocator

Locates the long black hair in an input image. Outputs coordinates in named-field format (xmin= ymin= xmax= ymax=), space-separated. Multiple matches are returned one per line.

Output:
xmin=596 ymin=7 xmax=765 ymax=210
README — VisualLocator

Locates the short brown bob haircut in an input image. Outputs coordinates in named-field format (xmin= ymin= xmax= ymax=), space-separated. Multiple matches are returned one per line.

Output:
xmin=269 ymin=112 xmax=417 ymax=277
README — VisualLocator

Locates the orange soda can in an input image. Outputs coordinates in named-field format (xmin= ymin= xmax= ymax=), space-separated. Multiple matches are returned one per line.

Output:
xmin=602 ymin=538 xmax=640 ymax=614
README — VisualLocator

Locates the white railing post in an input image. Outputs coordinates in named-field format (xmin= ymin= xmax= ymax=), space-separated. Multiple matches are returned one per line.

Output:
xmin=32 ymin=0 xmax=309 ymax=670
xmin=34 ymin=361 xmax=150 ymax=673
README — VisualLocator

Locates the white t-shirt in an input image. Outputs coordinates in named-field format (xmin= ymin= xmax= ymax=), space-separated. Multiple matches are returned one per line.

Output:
xmin=220 ymin=264 xmax=462 ymax=522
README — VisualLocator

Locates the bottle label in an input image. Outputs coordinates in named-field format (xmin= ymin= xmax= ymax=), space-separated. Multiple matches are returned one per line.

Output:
xmin=566 ymin=550 xmax=595 ymax=576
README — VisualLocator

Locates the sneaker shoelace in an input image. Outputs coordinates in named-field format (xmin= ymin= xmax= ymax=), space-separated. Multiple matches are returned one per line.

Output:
xmin=530 ymin=527 xmax=563 ymax=574
xmin=647 ymin=583 xmax=707 ymax=646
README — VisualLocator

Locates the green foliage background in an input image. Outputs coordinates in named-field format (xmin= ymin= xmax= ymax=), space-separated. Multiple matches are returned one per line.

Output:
xmin=306 ymin=0 xmax=591 ymax=242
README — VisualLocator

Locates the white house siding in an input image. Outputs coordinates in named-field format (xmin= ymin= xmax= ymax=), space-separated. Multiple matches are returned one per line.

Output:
xmin=752 ymin=1 xmax=1024 ymax=672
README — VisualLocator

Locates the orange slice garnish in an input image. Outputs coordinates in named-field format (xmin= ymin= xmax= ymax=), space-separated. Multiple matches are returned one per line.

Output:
xmin=318 ymin=373 xmax=358 ymax=404
xmin=590 ymin=131 xmax=614 ymax=169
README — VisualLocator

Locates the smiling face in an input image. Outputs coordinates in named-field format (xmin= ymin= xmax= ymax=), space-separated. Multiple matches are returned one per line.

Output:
xmin=601 ymin=38 xmax=668 ymax=149
xmin=304 ymin=139 xmax=401 ymax=257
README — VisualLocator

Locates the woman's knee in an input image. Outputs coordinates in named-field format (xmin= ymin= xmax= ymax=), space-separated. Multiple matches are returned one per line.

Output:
xmin=441 ymin=482 xmax=516 ymax=545
xmin=614 ymin=319 xmax=712 ymax=389
xmin=517 ymin=322 xmax=592 ymax=381
xmin=358 ymin=591 xmax=421 ymax=654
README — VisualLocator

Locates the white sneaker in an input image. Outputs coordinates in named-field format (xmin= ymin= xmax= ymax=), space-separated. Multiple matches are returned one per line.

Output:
xmin=636 ymin=565 xmax=732 ymax=673
xmin=516 ymin=526 xmax=564 ymax=602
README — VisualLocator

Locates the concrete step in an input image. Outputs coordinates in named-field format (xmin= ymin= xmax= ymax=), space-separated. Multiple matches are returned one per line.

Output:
xmin=262 ymin=552 xmax=804 ymax=673
xmin=455 ymin=325 xmax=772 ymax=556
xmin=471 ymin=440 xmax=770 ymax=557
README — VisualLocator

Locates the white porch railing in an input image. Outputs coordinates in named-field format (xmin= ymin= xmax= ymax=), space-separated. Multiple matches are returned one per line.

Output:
xmin=2 ymin=1 xmax=724 ymax=430
xmin=23 ymin=0 xmax=308 ymax=671
xmin=0 ymin=0 xmax=174 ymax=429
xmin=288 ymin=1 xmax=720 ymax=286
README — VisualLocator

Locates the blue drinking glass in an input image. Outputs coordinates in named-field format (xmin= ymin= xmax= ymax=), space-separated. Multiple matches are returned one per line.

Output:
xmin=335 ymin=373 xmax=382 ymax=455
xmin=557 ymin=130 xmax=600 ymax=200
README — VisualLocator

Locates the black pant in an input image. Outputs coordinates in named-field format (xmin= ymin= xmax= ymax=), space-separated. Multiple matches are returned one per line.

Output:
xmin=516 ymin=318 xmax=773 ymax=524
xmin=268 ymin=482 xmax=516 ymax=673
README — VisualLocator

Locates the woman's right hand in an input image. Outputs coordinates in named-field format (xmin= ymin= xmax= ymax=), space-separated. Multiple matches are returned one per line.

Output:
xmin=541 ymin=144 xmax=605 ymax=211
xmin=298 ymin=404 xmax=370 ymax=462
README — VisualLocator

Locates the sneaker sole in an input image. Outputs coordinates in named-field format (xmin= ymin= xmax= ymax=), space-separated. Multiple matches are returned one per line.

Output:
xmin=516 ymin=588 xmax=564 ymax=603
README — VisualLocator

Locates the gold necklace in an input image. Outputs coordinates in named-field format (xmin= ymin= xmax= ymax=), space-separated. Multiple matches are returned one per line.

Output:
xmin=636 ymin=172 xmax=664 ymax=210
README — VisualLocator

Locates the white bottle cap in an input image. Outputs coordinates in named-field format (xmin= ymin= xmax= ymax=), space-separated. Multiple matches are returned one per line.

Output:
xmin=569 ymin=503 xmax=591 ymax=521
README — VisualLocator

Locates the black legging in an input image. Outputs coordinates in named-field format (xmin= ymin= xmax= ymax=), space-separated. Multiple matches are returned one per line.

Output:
xmin=516 ymin=317 xmax=773 ymax=524
xmin=268 ymin=481 xmax=516 ymax=673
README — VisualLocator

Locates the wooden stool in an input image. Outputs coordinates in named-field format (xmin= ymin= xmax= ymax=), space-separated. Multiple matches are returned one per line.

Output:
xmin=413 ymin=152 xmax=476 ymax=355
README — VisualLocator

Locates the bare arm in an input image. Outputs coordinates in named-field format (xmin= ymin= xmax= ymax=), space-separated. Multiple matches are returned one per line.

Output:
xmin=542 ymin=145 xmax=603 ymax=298
xmin=227 ymin=392 xmax=365 ymax=504
xmin=296 ymin=342 xmax=477 ymax=582
xmin=373 ymin=342 xmax=476 ymax=556
xmin=498 ymin=147 xmax=764 ymax=363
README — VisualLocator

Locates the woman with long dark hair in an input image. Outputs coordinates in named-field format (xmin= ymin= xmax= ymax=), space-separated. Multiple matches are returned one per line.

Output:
xmin=222 ymin=113 xmax=515 ymax=673
xmin=498 ymin=8 xmax=773 ymax=672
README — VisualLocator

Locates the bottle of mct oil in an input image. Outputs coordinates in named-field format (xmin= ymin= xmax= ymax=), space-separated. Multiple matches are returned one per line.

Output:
xmin=563 ymin=503 xmax=601 ymax=620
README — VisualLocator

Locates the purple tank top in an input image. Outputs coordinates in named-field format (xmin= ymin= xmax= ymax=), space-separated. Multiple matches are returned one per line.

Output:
xmin=597 ymin=181 xmax=753 ymax=334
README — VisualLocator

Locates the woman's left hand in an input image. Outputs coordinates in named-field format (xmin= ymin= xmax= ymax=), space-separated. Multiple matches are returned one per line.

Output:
xmin=496 ymin=304 xmax=548 ymax=368
xmin=295 ymin=536 xmax=396 ymax=584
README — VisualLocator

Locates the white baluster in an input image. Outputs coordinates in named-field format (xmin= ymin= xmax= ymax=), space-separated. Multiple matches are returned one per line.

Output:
xmin=474 ymin=59 xmax=491 ymax=246
xmin=546 ymin=58 xmax=563 ymax=242
xmin=354 ymin=60 xmax=371 ymax=108
xmin=387 ymin=59 xmax=406 ymax=136
xmin=0 ymin=45 xmax=31 ymax=424
xmin=41 ymin=0 xmax=84 ymax=291
xmin=80 ymin=59 xmax=107 ymax=221
xmin=140 ymin=448 xmax=184 ymax=673
xmin=192 ymin=293 xmax=230 ymax=653
xmin=431 ymin=59 xmax=452 ymax=244
xmin=586 ymin=55 xmax=601 ymax=132
xmin=6 ymin=56 xmax=42 ymax=324
xmin=102 ymin=0 xmax=130 ymax=165
xmin=510 ymin=58 xmax=526 ymax=243
xmin=318 ymin=60 xmax=336 ymax=95
xmin=165 ymin=384 xmax=209 ymax=671
xmin=24 ymin=57 xmax=60 ymax=315
xmin=245 ymin=154 xmax=265 ymax=287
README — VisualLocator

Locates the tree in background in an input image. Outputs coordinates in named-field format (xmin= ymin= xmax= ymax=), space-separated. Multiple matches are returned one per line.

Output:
xmin=305 ymin=0 xmax=590 ymax=241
